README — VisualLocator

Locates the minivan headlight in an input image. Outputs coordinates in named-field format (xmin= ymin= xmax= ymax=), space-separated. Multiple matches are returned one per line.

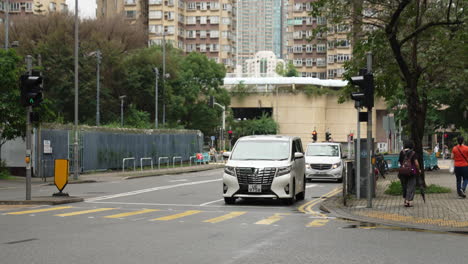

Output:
xmin=277 ymin=166 xmax=292 ymax=177
xmin=224 ymin=166 xmax=235 ymax=176
xmin=306 ymin=164 xmax=311 ymax=169
xmin=332 ymin=162 xmax=341 ymax=169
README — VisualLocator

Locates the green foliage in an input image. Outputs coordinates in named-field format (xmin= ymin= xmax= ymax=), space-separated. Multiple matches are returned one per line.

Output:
xmin=385 ymin=181 xmax=451 ymax=195
xmin=276 ymin=61 xmax=299 ymax=77
xmin=125 ymin=104 xmax=152 ymax=129
xmin=0 ymin=49 xmax=25 ymax=152
xmin=233 ymin=114 xmax=279 ymax=137
xmin=298 ymin=85 xmax=339 ymax=98
xmin=230 ymin=81 xmax=253 ymax=101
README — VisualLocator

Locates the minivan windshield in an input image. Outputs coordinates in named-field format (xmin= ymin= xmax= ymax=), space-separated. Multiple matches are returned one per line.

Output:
xmin=230 ymin=140 xmax=290 ymax=160
xmin=306 ymin=145 xmax=339 ymax=157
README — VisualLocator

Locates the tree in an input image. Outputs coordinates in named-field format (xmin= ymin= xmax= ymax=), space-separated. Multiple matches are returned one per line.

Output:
xmin=232 ymin=114 xmax=279 ymax=137
xmin=0 ymin=49 xmax=25 ymax=162
xmin=311 ymin=0 xmax=466 ymax=185
xmin=276 ymin=61 xmax=299 ymax=77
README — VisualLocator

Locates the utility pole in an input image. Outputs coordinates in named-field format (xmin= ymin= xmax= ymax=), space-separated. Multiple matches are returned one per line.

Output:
xmin=96 ymin=50 xmax=101 ymax=126
xmin=366 ymin=52 xmax=373 ymax=208
xmin=162 ymin=32 xmax=166 ymax=126
xmin=37 ymin=54 xmax=43 ymax=181
xmin=4 ymin=0 xmax=9 ymax=50
xmin=356 ymin=105 xmax=361 ymax=199
xmin=213 ymin=103 xmax=226 ymax=151
xmin=73 ymin=0 xmax=80 ymax=180
xmin=154 ymin=67 xmax=159 ymax=129
xmin=25 ymin=55 xmax=33 ymax=200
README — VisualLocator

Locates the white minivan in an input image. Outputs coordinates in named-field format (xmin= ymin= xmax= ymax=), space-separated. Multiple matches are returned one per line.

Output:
xmin=222 ymin=135 xmax=306 ymax=205
xmin=305 ymin=142 xmax=345 ymax=182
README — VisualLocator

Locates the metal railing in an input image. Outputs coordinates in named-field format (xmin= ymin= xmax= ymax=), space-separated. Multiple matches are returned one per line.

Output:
xmin=172 ymin=156 xmax=182 ymax=168
xmin=140 ymin=157 xmax=153 ymax=171
xmin=158 ymin=157 xmax=169 ymax=169
xmin=122 ymin=157 xmax=136 ymax=172
xmin=189 ymin=156 xmax=197 ymax=166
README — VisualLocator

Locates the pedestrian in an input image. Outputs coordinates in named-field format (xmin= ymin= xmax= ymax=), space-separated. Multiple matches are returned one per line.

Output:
xmin=451 ymin=136 xmax=468 ymax=198
xmin=434 ymin=143 xmax=439 ymax=156
xmin=398 ymin=140 xmax=421 ymax=207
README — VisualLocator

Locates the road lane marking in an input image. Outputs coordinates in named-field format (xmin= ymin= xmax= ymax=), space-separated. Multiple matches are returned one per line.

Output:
xmin=85 ymin=179 xmax=222 ymax=202
xmin=199 ymin=199 xmax=224 ymax=206
xmin=151 ymin=210 xmax=202 ymax=221
xmin=307 ymin=219 xmax=329 ymax=227
xmin=86 ymin=201 xmax=289 ymax=209
xmin=203 ymin=211 xmax=247 ymax=223
xmin=5 ymin=206 xmax=73 ymax=215
xmin=104 ymin=209 xmax=160 ymax=219
xmin=55 ymin=208 xmax=116 ymax=217
xmin=255 ymin=213 xmax=290 ymax=225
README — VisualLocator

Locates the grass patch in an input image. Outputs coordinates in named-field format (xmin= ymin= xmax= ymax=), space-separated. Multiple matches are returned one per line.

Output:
xmin=0 ymin=171 xmax=14 ymax=180
xmin=385 ymin=181 xmax=452 ymax=195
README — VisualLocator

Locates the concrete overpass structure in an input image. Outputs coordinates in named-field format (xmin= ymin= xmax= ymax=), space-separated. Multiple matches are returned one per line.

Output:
xmin=224 ymin=76 xmax=391 ymax=149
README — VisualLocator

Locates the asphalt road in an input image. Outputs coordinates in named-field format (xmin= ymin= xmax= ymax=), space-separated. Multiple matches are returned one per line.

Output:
xmin=1 ymin=169 xmax=467 ymax=264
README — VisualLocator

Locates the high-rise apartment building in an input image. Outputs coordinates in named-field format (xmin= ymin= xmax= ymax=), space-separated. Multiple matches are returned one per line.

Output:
xmin=236 ymin=0 xmax=283 ymax=70
xmin=0 ymin=0 xmax=67 ymax=20
xmin=284 ymin=0 xmax=352 ymax=79
xmin=96 ymin=0 xmax=237 ymax=70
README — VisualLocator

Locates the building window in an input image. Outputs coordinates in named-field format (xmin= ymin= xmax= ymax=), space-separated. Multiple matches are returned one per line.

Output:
xmin=200 ymin=30 xmax=207 ymax=38
xmin=222 ymin=17 xmax=231 ymax=25
xmin=328 ymin=55 xmax=334 ymax=64
xmin=149 ymin=10 xmax=162 ymax=19
xmin=317 ymin=44 xmax=326 ymax=53
xmin=200 ymin=16 xmax=207 ymax=24
xmin=165 ymin=12 xmax=175 ymax=20
xmin=125 ymin=0 xmax=136 ymax=5
xmin=336 ymin=39 xmax=350 ymax=48
xmin=10 ymin=2 xmax=20 ymax=11
xmin=187 ymin=2 xmax=196 ymax=10
xmin=149 ymin=0 xmax=162 ymax=4
xmin=305 ymin=45 xmax=313 ymax=53
xmin=293 ymin=59 xmax=303 ymax=67
xmin=210 ymin=30 xmax=219 ymax=38
xmin=25 ymin=2 xmax=33 ymax=11
xmin=316 ymin=58 xmax=326 ymax=67
xmin=306 ymin=58 xmax=313 ymax=67
xmin=209 ymin=16 xmax=219 ymax=24
xmin=125 ymin=10 xmax=136 ymax=19
xmin=186 ymin=16 xmax=196 ymax=24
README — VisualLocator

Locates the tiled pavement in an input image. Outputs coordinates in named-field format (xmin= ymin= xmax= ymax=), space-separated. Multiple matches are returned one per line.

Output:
xmin=322 ymin=160 xmax=468 ymax=232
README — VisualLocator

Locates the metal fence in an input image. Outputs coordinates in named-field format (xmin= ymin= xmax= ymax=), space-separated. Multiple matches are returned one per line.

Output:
xmin=38 ymin=127 xmax=203 ymax=176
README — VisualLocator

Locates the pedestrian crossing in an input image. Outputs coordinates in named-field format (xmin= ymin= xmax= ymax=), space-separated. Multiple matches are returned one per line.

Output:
xmin=1 ymin=205 xmax=335 ymax=228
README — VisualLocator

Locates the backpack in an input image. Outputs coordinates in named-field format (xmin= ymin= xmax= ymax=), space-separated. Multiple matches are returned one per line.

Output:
xmin=399 ymin=150 xmax=416 ymax=177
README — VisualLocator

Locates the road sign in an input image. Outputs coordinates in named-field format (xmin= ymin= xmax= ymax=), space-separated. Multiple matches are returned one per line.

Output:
xmin=211 ymin=136 xmax=216 ymax=141
xmin=54 ymin=159 xmax=69 ymax=195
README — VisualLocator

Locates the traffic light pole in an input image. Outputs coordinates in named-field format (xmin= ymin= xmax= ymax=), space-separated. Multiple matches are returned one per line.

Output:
xmin=366 ymin=52 xmax=373 ymax=208
xmin=356 ymin=108 xmax=361 ymax=199
xmin=213 ymin=103 xmax=225 ymax=151
xmin=25 ymin=55 xmax=33 ymax=200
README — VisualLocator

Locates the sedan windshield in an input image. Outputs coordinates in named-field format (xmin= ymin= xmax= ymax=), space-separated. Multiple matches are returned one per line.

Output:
xmin=306 ymin=145 xmax=339 ymax=157
xmin=231 ymin=140 xmax=290 ymax=160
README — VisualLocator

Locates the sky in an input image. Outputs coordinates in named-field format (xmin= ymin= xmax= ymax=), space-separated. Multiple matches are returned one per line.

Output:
xmin=66 ymin=0 xmax=97 ymax=19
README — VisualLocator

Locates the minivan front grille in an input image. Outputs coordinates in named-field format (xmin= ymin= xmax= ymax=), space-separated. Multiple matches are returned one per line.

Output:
xmin=310 ymin=164 xmax=332 ymax=170
xmin=236 ymin=167 xmax=276 ymax=185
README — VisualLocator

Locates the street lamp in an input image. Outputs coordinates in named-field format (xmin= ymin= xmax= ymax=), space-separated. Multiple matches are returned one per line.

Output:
xmin=88 ymin=50 xmax=102 ymax=126
xmin=4 ymin=0 xmax=9 ymax=50
xmin=119 ymin=95 xmax=126 ymax=127
xmin=73 ymin=0 xmax=80 ymax=180
xmin=154 ymin=67 xmax=159 ymax=129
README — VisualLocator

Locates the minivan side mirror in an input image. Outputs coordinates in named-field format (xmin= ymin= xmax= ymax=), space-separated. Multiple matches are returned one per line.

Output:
xmin=223 ymin=152 xmax=231 ymax=158
xmin=342 ymin=154 xmax=348 ymax=159
xmin=294 ymin=152 xmax=304 ymax=159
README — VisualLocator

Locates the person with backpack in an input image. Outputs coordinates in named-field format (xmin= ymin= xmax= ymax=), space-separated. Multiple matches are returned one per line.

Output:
xmin=451 ymin=136 xmax=468 ymax=198
xmin=398 ymin=140 xmax=421 ymax=207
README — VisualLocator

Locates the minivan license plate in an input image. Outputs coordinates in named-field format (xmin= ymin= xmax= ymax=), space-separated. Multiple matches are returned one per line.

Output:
xmin=248 ymin=184 xmax=262 ymax=193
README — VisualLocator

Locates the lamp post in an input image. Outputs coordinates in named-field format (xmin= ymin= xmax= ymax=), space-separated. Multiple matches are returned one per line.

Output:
xmin=96 ymin=50 xmax=101 ymax=126
xmin=162 ymin=32 xmax=166 ymax=126
xmin=73 ymin=0 xmax=79 ymax=180
xmin=154 ymin=67 xmax=159 ymax=129
xmin=4 ymin=0 xmax=9 ymax=50
xmin=119 ymin=95 xmax=126 ymax=127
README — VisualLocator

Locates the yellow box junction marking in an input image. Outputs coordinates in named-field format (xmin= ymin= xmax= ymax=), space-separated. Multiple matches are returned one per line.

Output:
xmin=255 ymin=213 xmax=290 ymax=225
xmin=5 ymin=206 xmax=73 ymax=215
xmin=54 ymin=159 xmax=69 ymax=192
xmin=55 ymin=208 xmax=116 ymax=217
xmin=104 ymin=209 xmax=160 ymax=219
xmin=203 ymin=211 xmax=247 ymax=223
xmin=152 ymin=210 xmax=202 ymax=221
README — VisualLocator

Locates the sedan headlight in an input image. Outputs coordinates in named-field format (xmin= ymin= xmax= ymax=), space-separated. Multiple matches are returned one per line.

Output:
xmin=277 ymin=166 xmax=292 ymax=177
xmin=332 ymin=162 xmax=341 ymax=169
xmin=224 ymin=166 xmax=235 ymax=176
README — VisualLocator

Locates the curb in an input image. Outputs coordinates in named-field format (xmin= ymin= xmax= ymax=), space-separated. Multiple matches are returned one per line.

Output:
xmin=0 ymin=197 xmax=84 ymax=205
xmin=124 ymin=165 xmax=225 ymax=180
xmin=320 ymin=197 xmax=468 ymax=234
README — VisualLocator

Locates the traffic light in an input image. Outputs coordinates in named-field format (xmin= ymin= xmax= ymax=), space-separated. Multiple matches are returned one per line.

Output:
xmin=312 ymin=130 xmax=317 ymax=142
xmin=20 ymin=73 xmax=43 ymax=107
xmin=350 ymin=69 xmax=374 ymax=109
xmin=325 ymin=132 xmax=331 ymax=142
xmin=349 ymin=133 xmax=353 ymax=141
xmin=209 ymin=96 xmax=214 ymax=107
xmin=228 ymin=130 xmax=233 ymax=139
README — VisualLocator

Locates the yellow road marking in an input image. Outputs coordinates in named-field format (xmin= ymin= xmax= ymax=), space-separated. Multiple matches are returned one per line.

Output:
xmin=297 ymin=188 xmax=341 ymax=213
xmin=5 ymin=206 xmax=73 ymax=215
xmin=255 ymin=213 xmax=290 ymax=225
xmin=203 ymin=211 xmax=247 ymax=223
xmin=307 ymin=219 xmax=329 ymax=227
xmin=104 ymin=209 xmax=160 ymax=219
xmin=55 ymin=208 xmax=116 ymax=217
xmin=152 ymin=210 xmax=202 ymax=221
xmin=305 ymin=188 xmax=342 ymax=215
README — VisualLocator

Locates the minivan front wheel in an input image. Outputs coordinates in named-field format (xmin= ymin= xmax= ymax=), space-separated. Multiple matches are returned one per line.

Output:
xmin=224 ymin=197 xmax=236 ymax=204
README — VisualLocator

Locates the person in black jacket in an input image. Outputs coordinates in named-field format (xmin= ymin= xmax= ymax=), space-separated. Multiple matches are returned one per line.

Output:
xmin=398 ymin=140 xmax=422 ymax=207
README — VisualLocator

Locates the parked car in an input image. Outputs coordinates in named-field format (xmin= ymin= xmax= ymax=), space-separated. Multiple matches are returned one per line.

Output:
xmin=305 ymin=142 xmax=345 ymax=182
xmin=222 ymin=135 xmax=306 ymax=205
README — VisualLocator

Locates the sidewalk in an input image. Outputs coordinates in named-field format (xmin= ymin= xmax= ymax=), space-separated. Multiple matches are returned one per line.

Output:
xmin=0 ymin=163 xmax=224 ymax=205
xmin=322 ymin=159 xmax=468 ymax=232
